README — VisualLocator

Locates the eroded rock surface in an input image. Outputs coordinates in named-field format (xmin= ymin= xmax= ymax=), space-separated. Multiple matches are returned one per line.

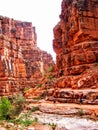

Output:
xmin=0 ymin=16 xmax=54 ymax=96
xmin=24 ymin=0 xmax=98 ymax=106
xmin=51 ymin=0 xmax=98 ymax=103
xmin=53 ymin=0 xmax=98 ymax=89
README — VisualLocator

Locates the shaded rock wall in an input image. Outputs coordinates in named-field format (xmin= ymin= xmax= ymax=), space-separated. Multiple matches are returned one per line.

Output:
xmin=0 ymin=16 xmax=54 ymax=96
xmin=53 ymin=0 xmax=98 ymax=89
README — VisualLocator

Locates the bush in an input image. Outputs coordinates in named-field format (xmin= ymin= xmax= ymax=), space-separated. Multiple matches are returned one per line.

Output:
xmin=33 ymin=96 xmax=41 ymax=101
xmin=24 ymin=87 xmax=30 ymax=92
xmin=14 ymin=114 xmax=38 ymax=127
xmin=48 ymin=75 xmax=53 ymax=80
xmin=78 ymin=108 xmax=84 ymax=116
xmin=31 ymin=106 xmax=39 ymax=112
xmin=0 ymin=96 xmax=12 ymax=120
xmin=15 ymin=117 xmax=33 ymax=127
xmin=36 ymin=84 xmax=42 ymax=88
xmin=47 ymin=66 xmax=53 ymax=72
xmin=0 ymin=94 xmax=27 ymax=120
xmin=11 ymin=93 xmax=26 ymax=118
xmin=49 ymin=123 xmax=56 ymax=130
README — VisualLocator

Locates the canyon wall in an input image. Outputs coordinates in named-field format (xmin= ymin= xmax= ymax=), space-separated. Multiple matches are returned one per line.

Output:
xmin=53 ymin=0 xmax=98 ymax=89
xmin=0 ymin=16 xmax=54 ymax=96
xmin=23 ymin=0 xmax=98 ymax=105
xmin=51 ymin=0 xmax=98 ymax=104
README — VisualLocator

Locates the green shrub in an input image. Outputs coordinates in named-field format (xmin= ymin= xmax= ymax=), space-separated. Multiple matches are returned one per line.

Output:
xmin=31 ymin=106 xmax=39 ymax=112
xmin=36 ymin=84 xmax=42 ymax=88
xmin=49 ymin=123 xmax=56 ymax=130
xmin=48 ymin=75 xmax=53 ymax=80
xmin=0 ymin=96 xmax=12 ymax=120
xmin=11 ymin=93 xmax=26 ymax=118
xmin=78 ymin=108 xmax=84 ymax=116
xmin=17 ymin=118 xmax=33 ymax=127
xmin=13 ymin=115 xmax=38 ymax=127
xmin=0 ymin=94 xmax=27 ymax=120
xmin=32 ymin=117 xmax=38 ymax=123
xmin=47 ymin=66 xmax=53 ymax=72
xmin=33 ymin=96 xmax=41 ymax=101
xmin=13 ymin=117 xmax=32 ymax=127
xmin=24 ymin=87 xmax=29 ymax=92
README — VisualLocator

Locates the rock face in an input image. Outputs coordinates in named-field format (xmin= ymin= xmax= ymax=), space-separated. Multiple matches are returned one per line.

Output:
xmin=52 ymin=0 xmax=98 ymax=103
xmin=53 ymin=0 xmax=98 ymax=89
xmin=0 ymin=16 xmax=54 ymax=96
xmin=13 ymin=0 xmax=98 ymax=105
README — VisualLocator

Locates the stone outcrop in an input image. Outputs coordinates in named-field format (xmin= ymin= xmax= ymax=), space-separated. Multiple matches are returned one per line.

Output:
xmin=53 ymin=0 xmax=98 ymax=89
xmin=0 ymin=16 xmax=54 ymax=96
xmin=51 ymin=0 xmax=98 ymax=104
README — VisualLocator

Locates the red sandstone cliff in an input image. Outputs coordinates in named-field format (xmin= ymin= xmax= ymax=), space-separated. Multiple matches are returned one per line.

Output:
xmin=26 ymin=0 xmax=98 ymax=104
xmin=0 ymin=16 xmax=54 ymax=96
xmin=24 ymin=0 xmax=98 ymax=105
xmin=50 ymin=0 xmax=98 ymax=104
xmin=4 ymin=0 xmax=98 ymax=105
xmin=53 ymin=0 xmax=98 ymax=89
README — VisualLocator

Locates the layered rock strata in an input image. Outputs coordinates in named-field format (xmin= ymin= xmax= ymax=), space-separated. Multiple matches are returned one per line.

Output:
xmin=52 ymin=0 xmax=98 ymax=103
xmin=53 ymin=0 xmax=98 ymax=89
xmin=0 ymin=16 xmax=54 ymax=96
xmin=18 ymin=0 xmax=98 ymax=105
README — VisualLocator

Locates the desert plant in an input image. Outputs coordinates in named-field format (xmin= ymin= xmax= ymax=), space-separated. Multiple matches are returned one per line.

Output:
xmin=33 ymin=96 xmax=42 ymax=101
xmin=13 ymin=117 xmax=32 ymax=127
xmin=0 ymin=96 xmax=12 ymax=120
xmin=24 ymin=87 xmax=30 ymax=92
xmin=10 ymin=93 xmax=26 ymax=118
xmin=18 ymin=118 xmax=33 ymax=127
xmin=31 ymin=106 xmax=39 ymax=112
xmin=48 ymin=75 xmax=53 ymax=80
xmin=36 ymin=83 xmax=42 ymax=88
xmin=78 ymin=108 xmax=84 ymax=116
xmin=47 ymin=66 xmax=53 ymax=72
xmin=49 ymin=123 xmax=56 ymax=130
xmin=13 ymin=114 xmax=38 ymax=127
xmin=0 ymin=94 xmax=27 ymax=120
xmin=94 ymin=62 xmax=98 ymax=66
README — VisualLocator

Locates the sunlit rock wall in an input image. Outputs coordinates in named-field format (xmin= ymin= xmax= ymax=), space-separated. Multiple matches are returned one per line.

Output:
xmin=53 ymin=0 xmax=98 ymax=89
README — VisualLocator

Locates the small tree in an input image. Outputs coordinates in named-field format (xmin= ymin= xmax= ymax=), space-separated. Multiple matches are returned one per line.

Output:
xmin=0 ymin=96 xmax=12 ymax=120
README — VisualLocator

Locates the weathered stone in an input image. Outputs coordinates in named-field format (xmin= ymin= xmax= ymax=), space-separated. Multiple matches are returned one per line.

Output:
xmin=55 ymin=127 xmax=68 ymax=130
xmin=12 ymin=0 xmax=98 ymax=106
xmin=27 ymin=124 xmax=52 ymax=130
xmin=53 ymin=0 xmax=98 ymax=90
xmin=49 ymin=0 xmax=98 ymax=105
xmin=0 ymin=16 xmax=54 ymax=96
xmin=0 ymin=127 xmax=6 ymax=130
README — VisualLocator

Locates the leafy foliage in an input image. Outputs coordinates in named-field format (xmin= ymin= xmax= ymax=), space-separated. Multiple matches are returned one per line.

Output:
xmin=0 ymin=93 xmax=26 ymax=120
xmin=13 ymin=113 xmax=38 ymax=127
xmin=14 ymin=117 xmax=33 ymax=127
xmin=0 ymin=96 xmax=12 ymax=120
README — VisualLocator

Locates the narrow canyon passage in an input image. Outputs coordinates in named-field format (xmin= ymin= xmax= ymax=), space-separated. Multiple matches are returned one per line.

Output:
xmin=0 ymin=0 xmax=98 ymax=129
